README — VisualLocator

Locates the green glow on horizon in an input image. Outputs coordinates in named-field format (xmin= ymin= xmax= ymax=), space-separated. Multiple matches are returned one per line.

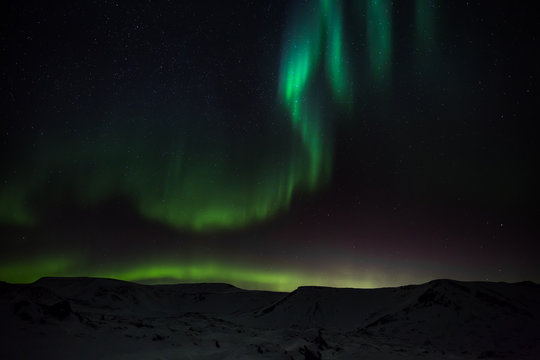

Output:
xmin=0 ymin=257 xmax=378 ymax=292
xmin=106 ymin=263 xmax=378 ymax=292
xmin=0 ymin=256 xmax=76 ymax=284
xmin=367 ymin=0 xmax=392 ymax=85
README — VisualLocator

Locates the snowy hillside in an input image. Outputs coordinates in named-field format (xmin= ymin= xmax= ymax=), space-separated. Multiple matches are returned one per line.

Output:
xmin=1 ymin=278 xmax=539 ymax=359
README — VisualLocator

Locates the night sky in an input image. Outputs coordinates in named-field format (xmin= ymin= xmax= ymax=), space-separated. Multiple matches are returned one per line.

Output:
xmin=1 ymin=0 xmax=538 ymax=291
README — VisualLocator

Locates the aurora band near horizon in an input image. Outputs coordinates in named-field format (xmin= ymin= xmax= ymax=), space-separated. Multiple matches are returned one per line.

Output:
xmin=0 ymin=256 xmax=382 ymax=292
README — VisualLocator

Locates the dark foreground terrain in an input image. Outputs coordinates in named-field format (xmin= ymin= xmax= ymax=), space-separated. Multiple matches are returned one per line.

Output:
xmin=1 ymin=277 xmax=539 ymax=359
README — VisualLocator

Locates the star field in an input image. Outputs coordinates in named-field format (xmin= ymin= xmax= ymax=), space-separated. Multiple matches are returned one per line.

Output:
xmin=0 ymin=0 xmax=538 ymax=290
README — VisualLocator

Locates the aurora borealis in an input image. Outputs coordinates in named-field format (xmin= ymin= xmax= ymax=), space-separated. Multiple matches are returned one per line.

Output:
xmin=1 ymin=1 xmax=349 ymax=232
xmin=1 ymin=1 xmax=538 ymax=291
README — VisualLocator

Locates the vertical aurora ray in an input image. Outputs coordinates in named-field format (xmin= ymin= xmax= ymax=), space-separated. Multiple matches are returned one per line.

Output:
xmin=279 ymin=0 xmax=351 ymax=189
xmin=323 ymin=0 xmax=351 ymax=105
xmin=415 ymin=0 xmax=437 ymax=52
xmin=367 ymin=0 xmax=393 ymax=86
xmin=414 ymin=0 xmax=440 ymax=82
xmin=279 ymin=2 xmax=324 ymax=186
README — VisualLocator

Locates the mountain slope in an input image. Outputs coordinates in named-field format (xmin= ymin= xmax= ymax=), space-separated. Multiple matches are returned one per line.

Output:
xmin=1 ymin=277 xmax=539 ymax=359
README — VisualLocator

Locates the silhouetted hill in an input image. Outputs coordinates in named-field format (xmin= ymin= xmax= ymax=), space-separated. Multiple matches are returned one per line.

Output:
xmin=1 ymin=277 xmax=539 ymax=359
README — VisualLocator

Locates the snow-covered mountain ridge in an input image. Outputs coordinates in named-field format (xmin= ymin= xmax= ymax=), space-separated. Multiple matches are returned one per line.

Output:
xmin=1 ymin=277 xmax=539 ymax=359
